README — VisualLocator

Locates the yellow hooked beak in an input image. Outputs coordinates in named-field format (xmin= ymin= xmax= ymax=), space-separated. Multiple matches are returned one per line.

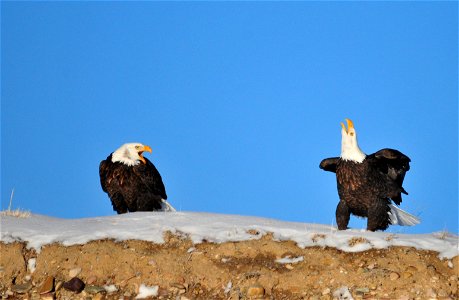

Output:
xmin=139 ymin=145 xmax=152 ymax=164
xmin=340 ymin=118 xmax=354 ymax=133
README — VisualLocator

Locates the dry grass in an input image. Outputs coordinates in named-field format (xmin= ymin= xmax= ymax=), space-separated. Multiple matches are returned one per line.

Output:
xmin=436 ymin=229 xmax=452 ymax=240
xmin=1 ymin=188 xmax=31 ymax=218
xmin=347 ymin=236 xmax=370 ymax=247
xmin=311 ymin=233 xmax=327 ymax=243
xmin=0 ymin=208 xmax=31 ymax=218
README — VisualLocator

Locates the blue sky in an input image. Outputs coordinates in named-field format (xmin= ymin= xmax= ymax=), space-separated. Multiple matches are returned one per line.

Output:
xmin=2 ymin=2 xmax=457 ymax=234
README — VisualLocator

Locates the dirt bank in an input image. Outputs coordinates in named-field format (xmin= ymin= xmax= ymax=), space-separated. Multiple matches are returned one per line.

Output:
xmin=1 ymin=235 xmax=457 ymax=299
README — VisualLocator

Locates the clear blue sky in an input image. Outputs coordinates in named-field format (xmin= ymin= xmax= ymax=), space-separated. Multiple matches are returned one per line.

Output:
xmin=2 ymin=2 xmax=457 ymax=234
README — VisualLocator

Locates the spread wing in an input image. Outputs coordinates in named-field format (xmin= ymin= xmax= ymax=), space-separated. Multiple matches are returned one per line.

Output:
xmin=319 ymin=157 xmax=340 ymax=173
xmin=371 ymin=148 xmax=411 ymax=205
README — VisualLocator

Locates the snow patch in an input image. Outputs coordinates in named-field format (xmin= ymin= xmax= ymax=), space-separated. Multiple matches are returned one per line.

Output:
xmin=0 ymin=212 xmax=457 ymax=259
xmin=224 ymin=281 xmax=232 ymax=294
xmin=333 ymin=286 xmax=354 ymax=300
xmin=27 ymin=258 xmax=36 ymax=273
xmin=103 ymin=284 xmax=118 ymax=293
xmin=275 ymin=256 xmax=304 ymax=264
xmin=135 ymin=284 xmax=158 ymax=299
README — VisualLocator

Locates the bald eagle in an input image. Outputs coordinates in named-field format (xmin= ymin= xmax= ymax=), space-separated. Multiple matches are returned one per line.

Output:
xmin=99 ymin=143 xmax=175 ymax=214
xmin=320 ymin=119 xmax=420 ymax=231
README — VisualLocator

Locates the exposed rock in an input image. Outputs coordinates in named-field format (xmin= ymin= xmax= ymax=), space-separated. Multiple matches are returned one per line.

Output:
xmin=402 ymin=271 xmax=413 ymax=279
xmin=355 ymin=287 xmax=369 ymax=294
xmin=54 ymin=280 xmax=63 ymax=292
xmin=68 ymin=267 xmax=82 ymax=278
xmin=63 ymin=277 xmax=85 ymax=293
xmin=426 ymin=264 xmax=437 ymax=273
xmin=11 ymin=282 xmax=32 ymax=294
xmin=40 ymin=292 xmax=55 ymax=300
xmin=389 ymin=272 xmax=400 ymax=281
xmin=39 ymin=276 xmax=54 ymax=294
xmin=85 ymin=285 xmax=106 ymax=294
xmin=405 ymin=265 xmax=418 ymax=273
xmin=86 ymin=275 xmax=97 ymax=285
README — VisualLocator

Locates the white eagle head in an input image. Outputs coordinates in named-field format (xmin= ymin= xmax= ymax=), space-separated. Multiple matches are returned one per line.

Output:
xmin=111 ymin=143 xmax=152 ymax=166
xmin=340 ymin=118 xmax=366 ymax=163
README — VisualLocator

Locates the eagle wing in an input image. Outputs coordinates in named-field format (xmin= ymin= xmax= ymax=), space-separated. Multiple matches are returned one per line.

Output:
xmin=99 ymin=155 xmax=128 ymax=193
xmin=319 ymin=157 xmax=340 ymax=173
xmin=99 ymin=155 xmax=132 ymax=213
xmin=133 ymin=158 xmax=167 ymax=200
xmin=371 ymin=148 xmax=411 ymax=205
xmin=99 ymin=158 xmax=110 ymax=193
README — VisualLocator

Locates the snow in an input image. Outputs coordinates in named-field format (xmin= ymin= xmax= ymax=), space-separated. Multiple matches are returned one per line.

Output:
xmin=27 ymin=258 xmax=36 ymax=273
xmin=224 ymin=281 xmax=232 ymax=294
xmin=275 ymin=256 xmax=304 ymax=264
xmin=135 ymin=284 xmax=158 ymax=299
xmin=103 ymin=284 xmax=118 ymax=293
xmin=333 ymin=286 xmax=354 ymax=300
xmin=0 ymin=211 xmax=457 ymax=259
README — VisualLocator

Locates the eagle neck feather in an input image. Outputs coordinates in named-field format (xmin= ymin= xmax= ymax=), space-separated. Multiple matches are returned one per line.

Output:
xmin=340 ymin=148 xmax=366 ymax=163
xmin=111 ymin=149 xmax=140 ymax=166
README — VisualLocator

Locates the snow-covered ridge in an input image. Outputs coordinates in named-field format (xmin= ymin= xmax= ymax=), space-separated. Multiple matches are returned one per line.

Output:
xmin=1 ymin=212 xmax=457 ymax=259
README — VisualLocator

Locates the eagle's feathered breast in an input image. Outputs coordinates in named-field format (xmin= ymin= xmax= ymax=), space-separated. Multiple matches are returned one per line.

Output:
xmin=337 ymin=159 xmax=371 ymax=217
xmin=336 ymin=157 xmax=392 ymax=219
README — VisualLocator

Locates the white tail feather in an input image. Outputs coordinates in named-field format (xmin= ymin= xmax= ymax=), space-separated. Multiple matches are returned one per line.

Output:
xmin=388 ymin=204 xmax=420 ymax=226
xmin=160 ymin=199 xmax=176 ymax=212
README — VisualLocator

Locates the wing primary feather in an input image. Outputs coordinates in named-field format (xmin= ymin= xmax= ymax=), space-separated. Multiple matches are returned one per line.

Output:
xmin=320 ymin=157 xmax=340 ymax=173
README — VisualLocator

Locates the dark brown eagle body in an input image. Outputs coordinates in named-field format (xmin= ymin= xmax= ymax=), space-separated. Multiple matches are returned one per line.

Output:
xmin=320 ymin=119 xmax=418 ymax=231
xmin=322 ymin=149 xmax=410 ymax=231
xmin=99 ymin=143 xmax=168 ymax=214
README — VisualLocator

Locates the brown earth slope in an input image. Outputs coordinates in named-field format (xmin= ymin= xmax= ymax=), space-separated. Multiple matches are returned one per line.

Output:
xmin=1 ymin=234 xmax=458 ymax=299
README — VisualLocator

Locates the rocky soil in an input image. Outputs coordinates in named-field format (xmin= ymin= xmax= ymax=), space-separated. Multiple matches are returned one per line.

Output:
xmin=1 ymin=234 xmax=458 ymax=300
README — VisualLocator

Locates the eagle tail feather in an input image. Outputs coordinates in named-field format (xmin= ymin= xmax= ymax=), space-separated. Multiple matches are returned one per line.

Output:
xmin=388 ymin=204 xmax=420 ymax=226
xmin=160 ymin=199 xmax=176 ymax=212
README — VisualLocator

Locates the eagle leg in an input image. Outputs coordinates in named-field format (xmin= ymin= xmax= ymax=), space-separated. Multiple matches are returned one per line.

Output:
xmin=367 ymin=200 xmax=391 ymax=231
xmin=336 ymin=200 xmax=350 ymax=230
